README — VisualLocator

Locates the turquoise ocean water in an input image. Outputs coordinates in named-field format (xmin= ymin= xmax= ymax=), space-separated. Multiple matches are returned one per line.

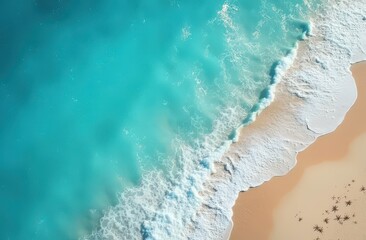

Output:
xmin=0 ymin=1 xmax=319 ymax=239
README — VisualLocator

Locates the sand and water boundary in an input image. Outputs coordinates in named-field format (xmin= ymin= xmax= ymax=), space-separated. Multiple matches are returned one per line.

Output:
xmin=230 ymin=61 xmax=366 ymax=240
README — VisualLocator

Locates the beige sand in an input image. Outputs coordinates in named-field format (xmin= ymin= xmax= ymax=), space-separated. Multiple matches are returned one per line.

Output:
xmin=230 ymin=62 xmax=366 ymax=240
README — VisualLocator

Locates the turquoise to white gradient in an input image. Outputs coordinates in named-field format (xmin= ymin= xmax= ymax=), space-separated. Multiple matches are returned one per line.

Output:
xmin=0 ymin=0 xmax=318 ymax=239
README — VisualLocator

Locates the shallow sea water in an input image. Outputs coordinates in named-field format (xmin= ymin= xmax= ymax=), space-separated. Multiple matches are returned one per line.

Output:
xmin=0 ymin=0 xmax=319 ymax=239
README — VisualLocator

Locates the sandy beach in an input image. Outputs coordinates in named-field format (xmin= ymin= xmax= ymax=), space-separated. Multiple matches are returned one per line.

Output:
xmin=230 ymin=61 xmax=366 ymax=240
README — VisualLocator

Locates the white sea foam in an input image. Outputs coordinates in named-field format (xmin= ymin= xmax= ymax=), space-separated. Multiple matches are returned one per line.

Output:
xmin=191 ymin=0 xmax=366 ymax=239
xmin=84 ymin=0 xmax=366 ymax=239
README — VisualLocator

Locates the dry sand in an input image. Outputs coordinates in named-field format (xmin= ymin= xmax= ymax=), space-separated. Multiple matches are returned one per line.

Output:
xmin=229 ymin=61 xmax=366 ymax=240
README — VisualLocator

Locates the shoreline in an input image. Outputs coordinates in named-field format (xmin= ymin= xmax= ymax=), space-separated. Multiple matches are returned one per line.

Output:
xmin=192 ymin=1 xmax=366 ymax=239
xmin=271 ymin=61 xmax=366 ymax=239
xmin=271 ymin=61 xmax=366 ymax=240
xmin=85 ymin=1 xmax=366 ymax=238
xmin=229 ymin=61 xmax=366 ymax=239
xmin=226 ymin=1 xmax=366 ymax=239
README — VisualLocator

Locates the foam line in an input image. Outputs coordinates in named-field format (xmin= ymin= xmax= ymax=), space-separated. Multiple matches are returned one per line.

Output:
xmin=83 ymin=1 xmax=366 ymax=239
xmin=191 ymin=1 xmax=366 ymax=239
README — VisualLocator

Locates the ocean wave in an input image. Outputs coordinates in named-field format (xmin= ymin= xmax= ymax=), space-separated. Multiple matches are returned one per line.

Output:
xmin=192 ymin=0 xmax=365 ymax=239
xmin=84 ymin=3 xmax=320 ymax=239
xmin=83 ymin=0 xmax=365 ymax=239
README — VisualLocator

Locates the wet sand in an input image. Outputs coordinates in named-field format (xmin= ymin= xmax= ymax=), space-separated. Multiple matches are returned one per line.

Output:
xmin=229 ymin=61 xmax=366 ymax=240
